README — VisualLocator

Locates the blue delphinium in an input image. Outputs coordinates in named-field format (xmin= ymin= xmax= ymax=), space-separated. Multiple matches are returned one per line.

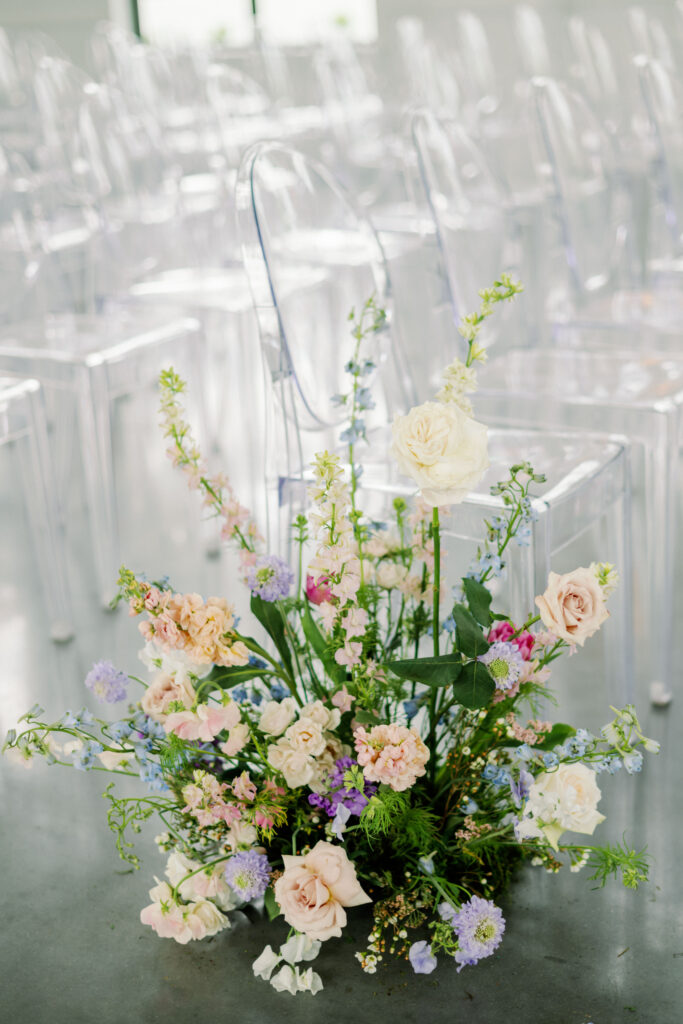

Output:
xmin=245 ymin=555 xmax=294 ymax=602
xmin=224 ymin=850 xmax=271 ymax=902
xmin=73 ymin=741 xmax=103 ymax=771
xmin=85 ymin=661 xmax=128 ymax=703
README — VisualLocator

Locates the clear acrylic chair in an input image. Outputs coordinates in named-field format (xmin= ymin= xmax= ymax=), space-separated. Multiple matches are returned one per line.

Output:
xmin=0 ymin=145 xmax=205 ymax=606
xmin=236 ymin=141 xmax=635 ymax=702
xmin=0 ymin=377 xmax=72 ymax=641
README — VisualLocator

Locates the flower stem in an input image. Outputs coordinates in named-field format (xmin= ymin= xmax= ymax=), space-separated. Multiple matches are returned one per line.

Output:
xmin=432 ymin=507 xmax=441 ymax=658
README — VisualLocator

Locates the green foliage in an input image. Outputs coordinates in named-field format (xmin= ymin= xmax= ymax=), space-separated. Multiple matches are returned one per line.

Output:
xmin=359 ymin=789 xmax=439 ymax=856
xmin=264 ymin=886 xmax=281 ymax=921
xmin=386 ymin=653 xmax=463 ymax=688
xmin=205 ymin=663 xmax=273 ymax=689
xmin=301 ymin=603 xmax=346 ymax=685
xmin=451 ymin=604 xmax=490 ymax=658
xmin=250 ymin=595 xmax=294 ymax=679
xmin=452 ymin=660 xmax=495 ymax=709
xmin=587 ymin=840 xmax=650 ymax=890
xmin=462 ymin=577 xmax=493 ymax=627
xmin=103 ymin=784 xmax=168 ymax=869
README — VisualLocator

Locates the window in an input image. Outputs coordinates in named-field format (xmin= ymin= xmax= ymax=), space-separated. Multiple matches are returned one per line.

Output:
xmin=137 ymin=0 xmax=256 ymax=47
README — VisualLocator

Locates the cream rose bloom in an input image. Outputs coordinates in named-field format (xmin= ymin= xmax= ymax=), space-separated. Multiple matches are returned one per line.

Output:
xmin=391 ymin=400 xmax=489 ymax=506
xmin=522 ymin=763 xmax=605 ymax=849
xmin=535 ymin=567 xmax=609 ymax=647
xmin=258 ymin=698 xmax=297 ymax=737
xmin=142 ymin=672 xmax=196 ymax=721
xmin=284 ymin=717 xmax=327 ymax=757
xmin=267 ymin=739 xmax=315 ymax=788
xmin=301 ymin=700 xmax=341 ymax=732
xmin=274 ymin=841 xmax=371 ymax=941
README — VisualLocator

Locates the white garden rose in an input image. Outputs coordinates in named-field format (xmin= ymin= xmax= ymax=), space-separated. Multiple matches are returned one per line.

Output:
xmin=301 ymin=700 xmax=341 ymax=732
xmin=258 ymin=698 xmax=297 ymax=737
xmin=524 ymin=762 xmax=605 ymax=849
xmin=267 ymin=740 xmax=316 ymax=788
xmin=284 ymin=717 xmax=327 ymax=757
xmin=184 ymin=899 xmax=230 ymax=938
xmin=391 ymin=400 xmax=489 ymax=506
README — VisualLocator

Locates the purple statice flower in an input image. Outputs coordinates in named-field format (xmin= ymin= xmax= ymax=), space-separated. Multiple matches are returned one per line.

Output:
xmin=246 ymin=555 xmax=294 ymax=602
xmin=308 ymin=756 xmax=377 ymax=818
xmin=224 ymin=850 xmax=271 ymax=902
xmin=408 ymin=940 xmax=437 ymax=974
xmin=85 ymin=661 xmax=128 ymax=703
xmin=477 ymin=642 xmax=524 ymax=692
xmin=449 ymin=895 xmax=505 ymax=972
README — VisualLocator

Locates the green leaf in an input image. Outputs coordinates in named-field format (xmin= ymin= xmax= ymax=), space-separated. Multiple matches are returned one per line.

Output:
xmin=451 ymin=660 xmax=495 ymax=709
xmin=353 ymin=708 xmax=382 ymax=725
xmin=250 ymin=595 xmax=295 ymax=679
xmin=205 ymin=664 xmax=273 ymax=689
xmin=534 ymin=723 xmax=576 ymax=751
xmin=387 ymin=655 xmax=463 ymax=688
xmin=462 ymin=577 xmax=493 ymax=627
xmin=452 ymin=604 xmax=490 ymax=658
xmin=264 ymin=886 xmax=281 ymax=921
xmin=301 ymin=603 xmax=346 ymax=685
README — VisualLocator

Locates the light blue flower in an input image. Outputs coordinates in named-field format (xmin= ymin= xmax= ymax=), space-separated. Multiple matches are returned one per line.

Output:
xmin=408 ymin=940 xmax=437 ymax=975
xmin=623 ymin=751 xmax=643 ymax=774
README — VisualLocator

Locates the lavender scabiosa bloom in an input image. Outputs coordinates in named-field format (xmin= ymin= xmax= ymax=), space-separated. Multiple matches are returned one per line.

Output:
xmin=85 ymin=661 xmax=128 ymax=703
xmin=246 ymin=555 xmax=295 ymax=602
xmin=477 ymin=642 xmax=524 ymax=692
xmin=224 ymin=850 xmax=271 ymax=902
xmin=450 ymin=895 xmax=505 ymax=971
xmin=408 ymin=940 xmax=437 ymax=974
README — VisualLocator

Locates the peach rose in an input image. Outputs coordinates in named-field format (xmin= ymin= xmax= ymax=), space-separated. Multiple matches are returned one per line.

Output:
xmin=535 ymin=568 xmax=609 ymax=647
xmin=274 ymin=841 xmax=371 ymax=941
xmin=142 ymin=672 xmax=196 ymax=721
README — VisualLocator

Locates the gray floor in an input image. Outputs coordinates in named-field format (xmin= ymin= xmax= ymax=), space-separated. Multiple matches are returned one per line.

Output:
xmin=1 ymin=382 xmax=681 ymax=1024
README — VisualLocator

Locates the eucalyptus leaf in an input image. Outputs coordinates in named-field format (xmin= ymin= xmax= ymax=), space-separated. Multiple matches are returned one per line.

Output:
xmin=462 ymin=577 xmax=493 ymax=627
xmin=451 ymin=660 xmax=495 ymax=709
xmin=387 ymin=655 xmax=463 ymax=688
xmin=452 ymin=604 xmax=490 ymax=658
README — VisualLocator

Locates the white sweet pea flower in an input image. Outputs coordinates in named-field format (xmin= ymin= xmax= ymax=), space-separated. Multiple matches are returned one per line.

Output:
xmin=295 ymin=967 xmax=323 ymax=994
xmin=280 ymin=933 xmax=322 ymax=965
xmin=252 ymin=944 xmax=282 ymax=981
xmin=270 ymin=964 xmax=298 ymax=994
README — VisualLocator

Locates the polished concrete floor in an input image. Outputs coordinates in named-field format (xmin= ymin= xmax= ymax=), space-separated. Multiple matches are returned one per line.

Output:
xmin=1 ymin=382 xmax=681 ymax=1024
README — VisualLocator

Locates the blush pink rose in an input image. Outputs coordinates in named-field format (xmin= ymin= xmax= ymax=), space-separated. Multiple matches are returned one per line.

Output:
xmin=274 ymin=841 xmax=371 ymax=941
xmin=535 ymin=568 xmax=609 ymax=647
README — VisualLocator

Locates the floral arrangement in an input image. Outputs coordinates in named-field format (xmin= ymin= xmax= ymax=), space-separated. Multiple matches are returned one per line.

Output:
xmin=4 ymin=279 xmax=658 ymax=995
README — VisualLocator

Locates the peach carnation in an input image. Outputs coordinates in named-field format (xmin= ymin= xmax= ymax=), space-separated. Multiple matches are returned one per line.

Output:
xmin=354 ymin=723 xmax=429 ymax=791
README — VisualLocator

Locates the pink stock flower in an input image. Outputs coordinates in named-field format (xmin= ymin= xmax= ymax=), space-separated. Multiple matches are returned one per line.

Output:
xmin=354 ymin=723 xmax=429 ymax=792
xmin=306 ymin=574 xmax=334 ymax=605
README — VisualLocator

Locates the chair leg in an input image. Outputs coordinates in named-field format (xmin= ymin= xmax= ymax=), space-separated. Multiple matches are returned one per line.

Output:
xmin=20 ymin=382 xmax=74 ymax=642
xmin=76 ymin=363 xmax=120 ymax=608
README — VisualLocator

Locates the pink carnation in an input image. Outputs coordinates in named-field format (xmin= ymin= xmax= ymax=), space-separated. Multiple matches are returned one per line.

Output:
xmin=354 ymin=723 xmax=429 ymax=792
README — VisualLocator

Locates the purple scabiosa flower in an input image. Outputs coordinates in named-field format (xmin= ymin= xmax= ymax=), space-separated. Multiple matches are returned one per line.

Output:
xmin=408 ymin=940 xmax=437 ymax=974
xmin=85 ymin=661 xmax=128 ymax=703
xmin=477 ymin=642 xmax=524 ymax=692
xmin=246 ymin=555 xmax=295 ymax=602
xmin=224 ymin=850 xmax=271 ymax=902
xmin=450 ymin=895 xmax=505 ymax=971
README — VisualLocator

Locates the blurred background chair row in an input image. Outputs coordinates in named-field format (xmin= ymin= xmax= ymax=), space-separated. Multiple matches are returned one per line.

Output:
xmin=0 ymin=4 xmax=681 ymax=710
